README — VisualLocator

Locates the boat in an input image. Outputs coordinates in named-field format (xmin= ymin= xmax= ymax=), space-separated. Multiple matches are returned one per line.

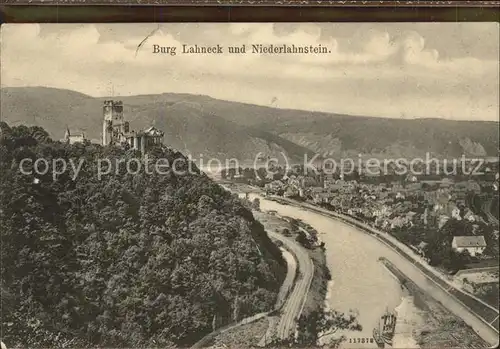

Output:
xmin=381 ymin=308 xmax=397 ymax=346
xmin=373 ymin=327 xmax=385 ymax=348
xmin=373 ymin=308 xmax=397 ymax=348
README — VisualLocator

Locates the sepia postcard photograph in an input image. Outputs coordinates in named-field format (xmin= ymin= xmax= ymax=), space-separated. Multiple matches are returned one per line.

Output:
xmin=0 ymin=21 xmax=499 ymax=349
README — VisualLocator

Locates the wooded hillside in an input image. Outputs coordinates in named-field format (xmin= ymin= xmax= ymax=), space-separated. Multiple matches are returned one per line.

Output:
xmin=0 ymin=122 xmax=285 ymax=348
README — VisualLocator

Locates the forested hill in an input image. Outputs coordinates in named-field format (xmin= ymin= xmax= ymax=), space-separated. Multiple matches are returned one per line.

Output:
xmin=0 ymin=122 xmax=285 ymax=348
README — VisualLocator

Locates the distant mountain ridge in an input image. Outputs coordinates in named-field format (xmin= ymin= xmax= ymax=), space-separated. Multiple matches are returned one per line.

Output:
xmin=1 ymin=86 xmax=498 ymax=162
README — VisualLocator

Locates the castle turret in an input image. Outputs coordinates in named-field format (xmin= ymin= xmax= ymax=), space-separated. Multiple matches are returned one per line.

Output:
xmin=102 ymin=100 xmax=125 ymax=145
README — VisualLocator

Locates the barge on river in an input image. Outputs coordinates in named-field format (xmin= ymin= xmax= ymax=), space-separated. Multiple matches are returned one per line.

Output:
xmin=373 ymin=308 xmax=397 ymax=348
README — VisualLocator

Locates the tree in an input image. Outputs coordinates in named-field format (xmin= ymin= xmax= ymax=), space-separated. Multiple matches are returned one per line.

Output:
xmin=252 ymin=198 xmax=261 ymax=211
xmin=296 ymin=230 xmax=310 ymax=248
xmin=271 ymin=308 xmax=362 ymax=347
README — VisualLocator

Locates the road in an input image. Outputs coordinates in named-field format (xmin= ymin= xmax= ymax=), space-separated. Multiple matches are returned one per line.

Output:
xmin=273 ymin=248 xmax=297 ymax=310
xmin=267 ymin=229 xmax=315 ymax=340
xmin=483 ymin=197 xmax=499 ymax=226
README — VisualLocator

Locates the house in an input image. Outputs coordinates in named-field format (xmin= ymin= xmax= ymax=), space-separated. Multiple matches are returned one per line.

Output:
xmin=416 ymin=241 xmax=428 ymax=256
xmin=314 ymin=192 xmax=333 ymax=204
xmin=62 ymin=127 xmax=86 ymax=144
xmin=360 ymin=207 xmax=373 ymax=218
xmin=284 ymin=186 xmax=299 ymax=198
xmin=323 ymin=174 xmax=336 ymax=189
xmin=396 ymin=192 xmax=406 ymax=200
xmin=390 ymin=216 xmax=411 ymax=230
xmin=451 ymin=236 xmax=487 ymax=256
xmin=372 ymin=204 xmax=391 ymax=218
xmin=472 ymin=224 xmax=481 ymax=235
xmin=406 ymin=182 xmax=423 ymax=191
xmin=406 ymin=174 xmax=418 ymax=183
xmin=438 ymin=215 xmax=450 ymax=229
xmin=310 ymin=187 xmax=325 ymax=198
xmin=377 ymin=219 xmax=390 ymax=230
xmin=463 ymin=209 xmax=477 ymax=222
xmin=466 ymin=180 xmax=481 ymax=194
xmin=405 ymin=211 xmax=417 ymax=221
xmin=446 ymin=202 xmax=461 ymax=220
xmin=265 ymin=180 xmax=284 ymax=193
xmin=392 ymin=183 xmax=404 ymax=192
xmin=439 ymin=177 xmax=454 ymax=188
xmin=330 ymin=196 xmax=341 ymax=207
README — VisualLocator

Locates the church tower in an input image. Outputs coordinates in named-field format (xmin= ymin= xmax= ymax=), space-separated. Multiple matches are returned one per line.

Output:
xmin=64 ymin=126 xmax=71 ymax=143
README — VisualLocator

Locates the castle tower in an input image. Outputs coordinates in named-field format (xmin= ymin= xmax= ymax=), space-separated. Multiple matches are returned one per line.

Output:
xmin=102 ymin=100 xmax=124 ymax=145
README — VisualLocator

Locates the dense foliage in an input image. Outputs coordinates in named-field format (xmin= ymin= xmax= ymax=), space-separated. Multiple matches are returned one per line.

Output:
xmin=0 ymin=122 xmax=285 ymax=348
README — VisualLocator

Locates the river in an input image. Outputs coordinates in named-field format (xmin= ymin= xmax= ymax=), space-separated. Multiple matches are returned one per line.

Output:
xmin=240 ymin=192 xmax=498 ymax=348
xmin=245 ymin=193 xmax=404 ymax=348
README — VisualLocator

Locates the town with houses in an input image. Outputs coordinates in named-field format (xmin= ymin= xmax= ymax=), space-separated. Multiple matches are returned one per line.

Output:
xmin=222 ymin=161 xmax=499 ymax=293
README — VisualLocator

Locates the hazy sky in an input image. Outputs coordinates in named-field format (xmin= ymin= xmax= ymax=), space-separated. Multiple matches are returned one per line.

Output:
xmin=1 ymin=23 xmax=499 ymax=121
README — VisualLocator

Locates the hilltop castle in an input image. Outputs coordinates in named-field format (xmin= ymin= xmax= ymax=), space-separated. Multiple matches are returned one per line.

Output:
xmin=102 ymin=100 xmax=164 ymax=154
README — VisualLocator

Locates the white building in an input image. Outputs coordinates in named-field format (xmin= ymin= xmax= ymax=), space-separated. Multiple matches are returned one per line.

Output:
xmin=62 ymin=127 xmax=86 ymax=144
xmin=451 ymin=236 xmax=487 ymax=257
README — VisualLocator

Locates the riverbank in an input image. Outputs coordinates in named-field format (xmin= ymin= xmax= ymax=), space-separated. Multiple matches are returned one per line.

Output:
xmin=380 ymin=258 xmax=489 ymax=348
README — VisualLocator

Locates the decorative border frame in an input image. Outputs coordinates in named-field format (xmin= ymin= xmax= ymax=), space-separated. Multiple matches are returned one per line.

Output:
xmin=0 ymin=0 xmax=500 ymax=5
xmin=1 ymin=2 xmax=499 ymax=23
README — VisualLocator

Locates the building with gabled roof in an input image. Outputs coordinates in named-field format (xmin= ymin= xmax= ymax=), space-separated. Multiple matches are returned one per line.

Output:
xmin=451 ymin=235 xmax=487 ymax=256
xmin=62 ymin=127 xmax=86 ymax=144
